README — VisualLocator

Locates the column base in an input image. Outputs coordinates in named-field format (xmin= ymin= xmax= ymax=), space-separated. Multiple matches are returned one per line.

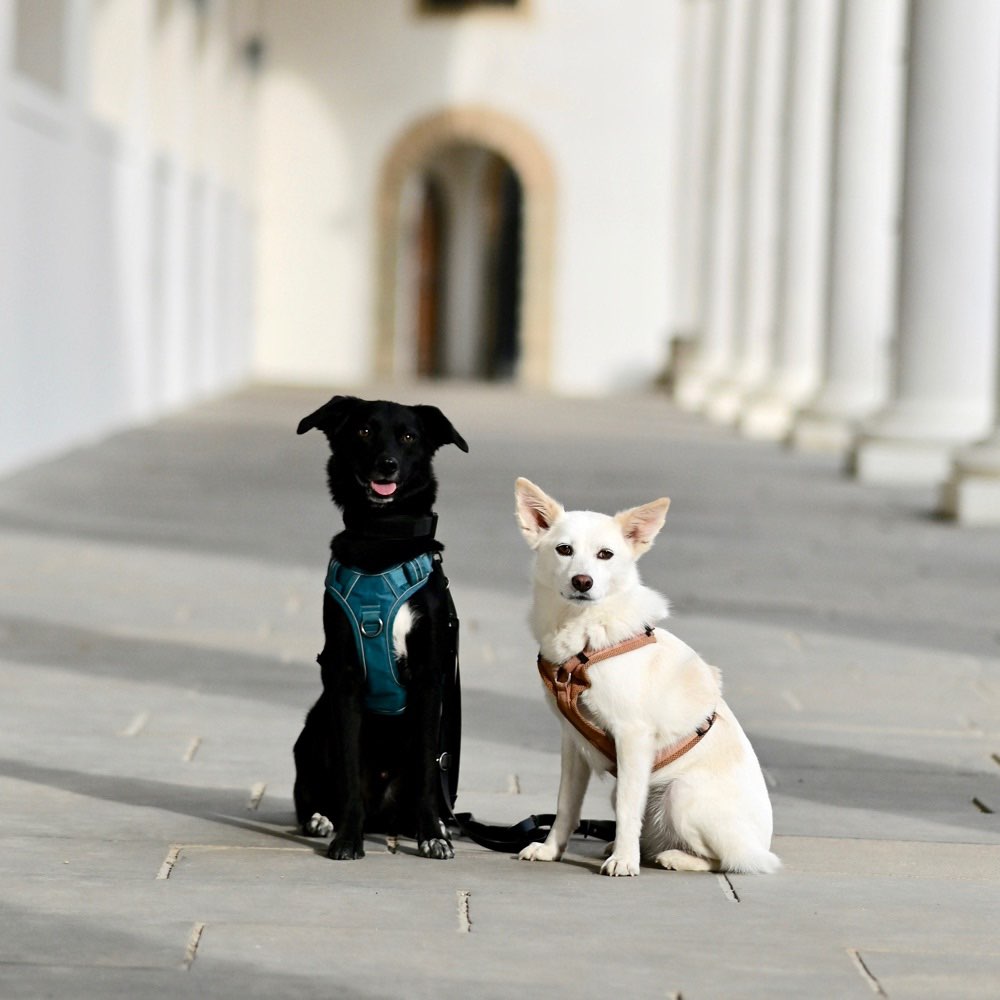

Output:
xmin=939 ymin=443 xmax=1000 ymax=524
xmin=739 ymin=392 xmax=795 ymax=441
xmin=704 ymin=379 xmax=745 ymax=425
xmin=791 ymin=412 xmax=856 ymax=454
xmin=673 ymin=369 xmax=714 ymax=412
xmin=851 ymin=436 xmax=954 ymax=485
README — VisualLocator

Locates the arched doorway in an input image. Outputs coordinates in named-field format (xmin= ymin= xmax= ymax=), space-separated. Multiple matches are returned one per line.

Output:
xmin=376 ymin=107 xmax=555 ymax=387
xmin=402 ymin=144 xmax=523 ymax=380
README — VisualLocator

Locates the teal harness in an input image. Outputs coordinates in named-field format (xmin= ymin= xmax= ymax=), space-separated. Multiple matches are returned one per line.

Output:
xmin=324 ymin=553 xmax=435 ymax=715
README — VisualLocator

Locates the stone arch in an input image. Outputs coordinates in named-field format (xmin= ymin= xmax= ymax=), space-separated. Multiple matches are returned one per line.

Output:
xmin=375 ymin=105 xmax=556 ymax=388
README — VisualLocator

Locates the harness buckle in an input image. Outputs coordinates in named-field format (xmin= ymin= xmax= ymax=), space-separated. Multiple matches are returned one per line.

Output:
xmin=360 ymin=608 xmax=384 ymax=638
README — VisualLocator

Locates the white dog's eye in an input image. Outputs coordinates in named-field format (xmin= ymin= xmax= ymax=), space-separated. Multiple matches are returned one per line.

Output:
xmin=597 ymin=549 xmax=614 ymax=560
xmin=555 ymin=544 xmax=573 ymax=556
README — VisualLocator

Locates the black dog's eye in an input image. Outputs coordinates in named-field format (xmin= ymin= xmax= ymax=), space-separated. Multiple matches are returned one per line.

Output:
xmin=400 ymin=431 xmax=416 ymax=445
xmin=358 ymin=426 xmax=370 ymax=440
xmin=597 ymin=549 xmax=614 ymax=560
xmin=555 ymin=544 xmax=573 ymax=557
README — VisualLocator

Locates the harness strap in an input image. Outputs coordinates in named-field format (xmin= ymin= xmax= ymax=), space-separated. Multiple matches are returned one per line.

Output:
xmin=537 ymin=628 xmax=717 ymax=776
xmin=326 ymin=553 xmax=434 ymax=715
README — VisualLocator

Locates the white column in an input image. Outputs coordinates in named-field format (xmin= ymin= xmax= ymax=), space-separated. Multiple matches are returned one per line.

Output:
xmin=0 ymin=1 xmax=13 ymax=467
xmin=0 ymin=0 xmax=11 ymax=72
xmin=853 ymin=0 xmax=1000 ymax=484
xmin=112 ymin=0 xmax=158 ymax=420
xmin=668 ymin=0 xmax=719 ymax=355
xmin=708 ymin=0 xmax=791 ymax=422
xmin=740 ymin=0 xmax=840 ymax=440
xmin=792 ymin=0 xmax=907 ymax=453
xmin=675 ymin=0 xmax=753 ymax=411
xmin=153 ymin=0 xmax=197 ymax=406
xmin=0 ymin=0 xmax=12 ymax=264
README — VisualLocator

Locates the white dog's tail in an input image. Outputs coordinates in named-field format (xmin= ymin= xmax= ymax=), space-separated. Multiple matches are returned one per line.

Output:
xmin=719 ymin=847 xmax=782 ymax=875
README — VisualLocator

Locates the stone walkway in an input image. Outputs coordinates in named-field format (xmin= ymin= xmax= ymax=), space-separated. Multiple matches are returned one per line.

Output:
xmin=0 ymin=383 xmax=997 ymax=998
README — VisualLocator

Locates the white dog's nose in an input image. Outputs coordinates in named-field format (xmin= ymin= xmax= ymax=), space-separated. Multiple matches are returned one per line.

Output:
xmin=571 ymin=574 xmax=593 ymax=593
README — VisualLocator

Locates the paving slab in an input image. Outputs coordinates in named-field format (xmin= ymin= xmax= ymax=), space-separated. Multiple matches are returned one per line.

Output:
xmin=0 ymin=382 xmax=998 ymax=998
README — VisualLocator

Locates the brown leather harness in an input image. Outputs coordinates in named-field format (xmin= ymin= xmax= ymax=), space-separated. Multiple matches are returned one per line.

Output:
xmin=537 ymin=627 xmax=717 ymax=777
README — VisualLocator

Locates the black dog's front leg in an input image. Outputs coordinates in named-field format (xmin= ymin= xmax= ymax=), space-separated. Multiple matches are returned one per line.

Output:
xmin=406 ymin=604 xmax=454 ymax=860
xmin=318 ymin=599 xmax=367 ymax=861
xmin=324 ymin=686 xmax=366 ymax=860
xmin=407 ymin=683 xmax=453 ymax=859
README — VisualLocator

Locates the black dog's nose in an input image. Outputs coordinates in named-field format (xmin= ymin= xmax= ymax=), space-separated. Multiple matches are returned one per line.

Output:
xmin=571 ymin=575 xmax=593 ymax=593
xmin=375 ymin=456 xmax=399 ymax=478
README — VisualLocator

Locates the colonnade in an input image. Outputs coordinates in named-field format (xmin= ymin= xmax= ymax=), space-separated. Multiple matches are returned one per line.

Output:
xmin=670 ymin=0 xmax=1000 ymax=525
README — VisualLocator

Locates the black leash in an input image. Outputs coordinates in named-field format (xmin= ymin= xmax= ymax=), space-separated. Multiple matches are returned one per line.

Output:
xmin=437 ymin=583 xmax=616 ymax=854
xmin=438 ymin=754 xmax=616 ymax=852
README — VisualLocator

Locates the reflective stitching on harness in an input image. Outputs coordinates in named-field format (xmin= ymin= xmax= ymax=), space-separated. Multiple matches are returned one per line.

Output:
xmin=325 ymin=553 xmax=434 ymax=715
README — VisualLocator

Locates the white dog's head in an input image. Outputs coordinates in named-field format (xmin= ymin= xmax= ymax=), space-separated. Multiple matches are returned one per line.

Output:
xmin=514 ymin=478 xmax=670 ymax=606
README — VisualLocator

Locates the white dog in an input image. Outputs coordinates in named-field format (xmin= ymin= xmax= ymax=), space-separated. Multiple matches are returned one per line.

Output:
xmin=515 ymin=478 xmax=779 ymax=877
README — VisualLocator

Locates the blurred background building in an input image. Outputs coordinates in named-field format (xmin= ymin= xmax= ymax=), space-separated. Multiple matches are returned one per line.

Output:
xmin=2 ymin=0 xmax=999 ymax=523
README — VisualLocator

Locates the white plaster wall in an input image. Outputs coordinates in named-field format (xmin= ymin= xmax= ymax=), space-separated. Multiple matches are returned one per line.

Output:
xmin=0 ymin=0 xmax=258 ymax=477
xmin=254 ymin=0 xmax=678 ymax=394
xmin=0 ymin=0 xmax=135 ymax=475
xmin=0 ymin=110 xmax=129 ymax=474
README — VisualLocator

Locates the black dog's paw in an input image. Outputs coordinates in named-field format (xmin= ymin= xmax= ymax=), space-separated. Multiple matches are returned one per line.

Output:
xmin=324 ymin=807 xmax=364 ymax=859
xmin=418 ymin=819 xmax=454 ymax=859
xmin=418 ymin=837 xmax=455 ymax=860
xmin=303 ymin=813 xmax=334 ymax=838
xmin=327 ymin=833 xmax=365 ymax=860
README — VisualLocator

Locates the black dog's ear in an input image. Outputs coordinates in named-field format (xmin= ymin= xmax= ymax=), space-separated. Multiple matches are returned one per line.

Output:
xmin=414 ymin=405 xmax=469 ymax=453
xmin=297 ymin=395 xmax=361 ymax=440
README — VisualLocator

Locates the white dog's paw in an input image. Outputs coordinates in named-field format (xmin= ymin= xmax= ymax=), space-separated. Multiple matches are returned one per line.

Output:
xmin=518 ymin=840 xmax=562 ymax=862
xmin=601 ymin=853 xmax=640 ymax=877
xmin=653 ymin=849 xmax=714 ymax=872
xmin=304 ymin=813 xmax=333 ymax=838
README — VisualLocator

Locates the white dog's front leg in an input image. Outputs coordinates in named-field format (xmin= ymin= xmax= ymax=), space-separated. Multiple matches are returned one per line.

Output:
xmin=519 ymin=728 xmax=590 ymax=862
xmin=602 ymin=727 xmax=654 ymax=877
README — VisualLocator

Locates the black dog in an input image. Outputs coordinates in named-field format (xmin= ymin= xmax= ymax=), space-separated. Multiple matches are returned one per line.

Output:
xmin=293 ymin=395 xmax=468 ymax=860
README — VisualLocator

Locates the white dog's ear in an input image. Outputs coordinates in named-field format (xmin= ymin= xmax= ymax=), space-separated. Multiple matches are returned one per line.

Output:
xmin=614 ymin=498 xmax=670 ymax=557
xmin=515 ymin=478 xmax=564 ymax=548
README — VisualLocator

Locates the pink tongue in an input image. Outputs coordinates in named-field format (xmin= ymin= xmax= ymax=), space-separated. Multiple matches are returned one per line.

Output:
xmin=371 ymin=481 xmax=397 ymax=497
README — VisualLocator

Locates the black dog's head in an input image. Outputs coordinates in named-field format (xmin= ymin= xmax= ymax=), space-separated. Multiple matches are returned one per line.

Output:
xmin=298 ymin=395 xmax=468 ymax=518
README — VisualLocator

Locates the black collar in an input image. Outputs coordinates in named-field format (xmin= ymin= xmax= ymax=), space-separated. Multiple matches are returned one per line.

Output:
xmin=341 ymin=511 xmax=438 ymax=541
